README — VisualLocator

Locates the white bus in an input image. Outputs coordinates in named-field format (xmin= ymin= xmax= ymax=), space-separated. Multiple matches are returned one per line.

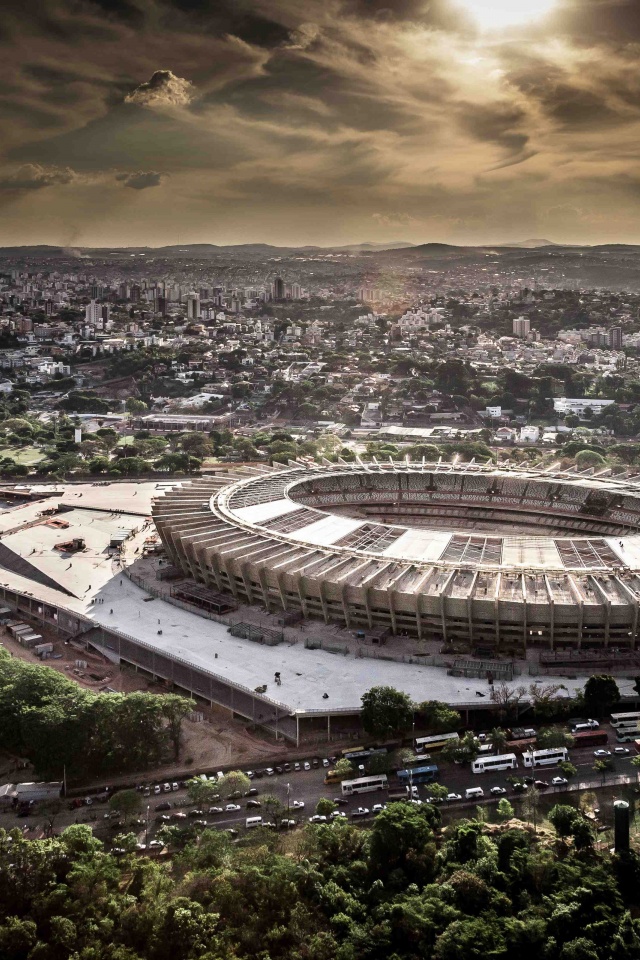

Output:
xmin=471 ymin=753 xmax=518 ymax=774
xmin=616 ymin=728 xmax=640 ymax=742
xmin=414 ymin=732 xmax=460 ymax=753
xmin=523 ymin=747 xmax=568 ymax=768
xmin=610 ymin=712 xmax=640 ymax=729
xmin=341 ymin=775 xmax=389 ymax=796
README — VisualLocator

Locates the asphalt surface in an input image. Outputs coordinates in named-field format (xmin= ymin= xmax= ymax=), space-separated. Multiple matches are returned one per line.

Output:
xmin=7 ymin=724 xmax=635 ymax=844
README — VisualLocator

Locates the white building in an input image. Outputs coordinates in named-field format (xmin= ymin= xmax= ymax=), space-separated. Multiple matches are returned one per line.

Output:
xmin=512 ymin=316 xmax=531 ymax=337
xmin=520 ymin=425 xmax=540 ymax=443
xmin=553 ymin=398 xmax=615 ymax=417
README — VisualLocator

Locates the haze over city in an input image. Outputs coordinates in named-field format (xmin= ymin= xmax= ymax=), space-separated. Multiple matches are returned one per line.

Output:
xmin=1 ymin=0 xmax=640 ymax=247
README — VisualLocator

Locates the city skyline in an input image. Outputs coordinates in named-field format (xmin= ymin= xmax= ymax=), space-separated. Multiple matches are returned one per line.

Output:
xmin=1 ymin=0 xmax=639 ymax=248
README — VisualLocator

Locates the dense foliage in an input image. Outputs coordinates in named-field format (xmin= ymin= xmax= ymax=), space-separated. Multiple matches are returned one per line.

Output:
xmin=0 ymin=650 xmax=191 ymax=780
xmin=1 ymin=806 xmax=640 ymax=960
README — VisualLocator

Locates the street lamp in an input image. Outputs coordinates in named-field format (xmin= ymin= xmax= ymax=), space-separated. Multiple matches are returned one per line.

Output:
xmin=286 ymin=782 xmax=291 ymax=817
xmin=145 ymin=804 xmax=150 ymax=846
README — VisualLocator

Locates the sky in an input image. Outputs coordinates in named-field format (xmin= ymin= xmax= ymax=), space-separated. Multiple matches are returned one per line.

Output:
xmin=1 ymin=0 xmax=640 ymax=248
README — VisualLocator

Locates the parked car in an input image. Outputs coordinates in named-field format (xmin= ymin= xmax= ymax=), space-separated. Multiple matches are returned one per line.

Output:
xmin=490 ymin=787 xmax=507 ymax=796
xmin=322 ymin=759 xmax=330 ymax=767
xmin=511 ymin=782 xmax=528 ymax=793
xmin=228 ymin=791 xmax=243 ymax=800
xmin=279 ymin=819 xmax=297 ymax=829
xmin=534 ymin=780 xmax=549 ymax=789
xmin=245 ymin=771 xmax=255 ymax=780
xmin=156 ymin=814 xmax=171 ymax=823
xmin=264 ymin=768 xmax=275 ymax=776
xmin=283 ymin=763 xmax=291 ymax=773
xmin=246 ymin=800 xmax=261 ymax=808
xmin=192 ymin=820 xmax=207 ymax=828
xmin=312 ymin=759 xmax=320 ymax=768
xmin=303 ymin=761 xmax=311 ymax=771
xmin=171 ymin=812 xmax=187 ymax=820
xmin=188 ymin=809 xmax=205 ymax=818
xmin=333 ymin=797 xmax=349 ymax=806
xmin=275 ymin=766 xmax=284 ymax=774
xmin=208 ymin=807 xmax=223 ymax=815
xmin=551 ymin=777 xmax=568 ymax=786
xmin=148 ymin=840 xmax=163 ymax=850
xmin=614 ymin=747 xmax=630 ymax=755
xmin=308 ymin=814 xmax=327 ymax=823
xmin=446 ymin=793 xmax=462 ymax=802
xmin=330 ymin=811 xmax=347 ymax=819
xmin=245 ymin=788 xmax=259 ymax=796
xmin=225 ymin=803 xmax=241 ymax=812
xmin=292 ymin=800 xmax=305 ymax=809
xmin=155 ymin=802 xmax=171 ymax=811
xmin=372 ymin=803 xmax=387 ymax=812
xmin=293 ymin=762 xmax=301 ymax=772
xmin=351 ymin=807 xmax=370 ymax=818
xmin=225 ymin=829 xmax=239 ymax=837
xmin=594 ymin=749 xmax=612 ymax=758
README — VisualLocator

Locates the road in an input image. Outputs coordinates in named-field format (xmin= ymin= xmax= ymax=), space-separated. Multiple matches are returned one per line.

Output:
xmin=8 ymin=724 xmax=634 ymax=844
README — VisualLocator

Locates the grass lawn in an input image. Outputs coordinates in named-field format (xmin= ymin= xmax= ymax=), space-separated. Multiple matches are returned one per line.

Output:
xmin=117 ymin=435 xmax=136 ymax=446
xmin=0 ymin=446 xmax=46 ymax=465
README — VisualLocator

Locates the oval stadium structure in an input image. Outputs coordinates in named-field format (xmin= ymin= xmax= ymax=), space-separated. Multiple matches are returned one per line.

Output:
xmin=153 ymin=459 xmax=640 ymax=655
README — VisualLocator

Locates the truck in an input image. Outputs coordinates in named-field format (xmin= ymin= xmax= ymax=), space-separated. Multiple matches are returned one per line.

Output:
xmin=14 ymin=782 xmax=62 ymax=803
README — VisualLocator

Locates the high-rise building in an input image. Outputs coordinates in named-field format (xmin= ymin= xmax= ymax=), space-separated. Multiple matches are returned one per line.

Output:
xmin=186 ymin=293 xmax=201 ymax=320
xmin=359 ymin=286 xmax=380 ymax=303
xmin=155 ymin=296 xmax=167 ymax=316
xmin=512 ymin=316 xmax=530 ymax=337
xmin=608 ymin=326 xmax=623 ymax=350
xmin=273 ymin=277 xmax=285 ymax=300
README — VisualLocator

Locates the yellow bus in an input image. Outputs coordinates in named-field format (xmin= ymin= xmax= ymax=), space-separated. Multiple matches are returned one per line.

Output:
xmin=324 ymin=769 xmax=343 ymax=785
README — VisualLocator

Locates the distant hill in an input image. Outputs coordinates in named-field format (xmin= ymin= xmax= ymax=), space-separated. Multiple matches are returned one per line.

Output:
xmin=498 ymin=239 xmax=558 ymax=249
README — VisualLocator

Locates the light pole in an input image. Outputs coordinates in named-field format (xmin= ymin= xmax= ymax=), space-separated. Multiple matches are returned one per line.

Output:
xmin=145 ymin=804 xmax=150 ymax=847
xmin=286 ymin=782 xmax=291 ymax=817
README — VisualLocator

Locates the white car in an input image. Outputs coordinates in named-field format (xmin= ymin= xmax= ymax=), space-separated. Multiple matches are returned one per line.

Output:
xmin=208 ymin=806 xmax=223 ymax=814
xmin=330 ymin=811 xmax=347 ymax=819
xmin=593 ymin=749 xmax=612 ymax=758
xmin=303 ymin=761 xmax=311 ymax=771
xmin=446 ymin=793 xmax=462 ymax=802
xmin=614 ymin=747 xmax=630 ymax=755
xmin=308 ymin=814 xmax=327 ymax=823
xmin=148 ymin=840 xmax=163 ymax=850
xmin=322 ymin=759 xmax=330 ymax=767
xmin=163 ymin=783 xmax=171 ymax=793
xmin=292 ymin=800 xmax=305 ymax=809
xmin=372 ymin=803 xmax=386 ymax=812
xmin=490 ymin=786 xmax=507 ymax=796
xmin=351 ymin=807 xmax=370 ymax=818
xmin=153 ymin=785 xmax=161 ymax=795
xmin=264 ymin=768 xmax=275 ymax=777
xmin=294 ymin=762 xmax=301 ymax=772
xmin=225 ymin=803 xmax=241 ymax=812
xmin=551 ymin=777 xmax=568 ymax=786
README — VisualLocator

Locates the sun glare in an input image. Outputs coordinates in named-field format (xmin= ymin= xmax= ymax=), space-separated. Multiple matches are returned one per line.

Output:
xmin=457 ymin=0 xmax=557 ymax=30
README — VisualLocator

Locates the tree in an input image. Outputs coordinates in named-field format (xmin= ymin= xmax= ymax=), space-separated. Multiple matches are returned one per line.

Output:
xmin=360 ymin=686 xmax=414 ymax=738
xmin=262 ymin=794 xmax=286 ymax=827
xmin=583 ymin=675 xmax=620 ymax=717
xmin=316 ymin=798 xmax=337 ymax=818
xmin=548 ymin=804 xmax=579 ymax=841
xmin=537 ymin=727 xmax=575 ymax=749
xmin=593 ymin=758 xmax=613 ymax=785
xmin=497 ymin=798 xmax=514 ymax=820
xmin=631 ymin=755 xmax=640 ymax=784
xmin=333 ymin=758 xmax=354 ymax=780
xmin=442 ymin=731 xmax=480 ymax=764
xmin=125 ymin=398 xmax=148 ymax=414
xmin=559 ymin=761 xmax=578 ymax=779
xmin=419 ymin=700 xmax=461 ymax=733
xmin=489 ymin=683 xmax=528 ymax=722
xmin=369 ymin=802 xmax=437 ymax=882
xmin=218 ymin=770 xmax=250 ymax=797
xmin=489 ymin=727 xmax=509 ymax=753
xmin=186 ymin=777 xmax=219 ymax=807
xmin=521 ymin=785 xmax=542 ymax=833
xmin=109 ymin=789 xmax=142 ymax=823
xmin=426 ymin=782 xmax=448 ymax=802
xmin=161 ymin=694 xmax=192 ymax=760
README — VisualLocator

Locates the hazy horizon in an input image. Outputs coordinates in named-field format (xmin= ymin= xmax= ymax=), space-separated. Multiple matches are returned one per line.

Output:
xmin=2 ymin=0 xmax=640 ymax=248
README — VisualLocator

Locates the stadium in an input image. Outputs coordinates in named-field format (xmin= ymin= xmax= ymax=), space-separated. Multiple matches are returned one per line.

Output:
xmin=153 ymin=458 xmax=640 ymax=656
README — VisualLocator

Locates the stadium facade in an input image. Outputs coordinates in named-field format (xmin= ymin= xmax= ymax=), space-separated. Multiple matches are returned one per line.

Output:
xmin=153 ymin=459 xmax=640 ymax=656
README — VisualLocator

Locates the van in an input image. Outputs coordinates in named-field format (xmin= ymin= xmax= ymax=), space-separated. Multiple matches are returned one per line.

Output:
xmin=465 ymin=787 xmax=484 ymax=800
xmin=405 ymin=785 xmax=419 ymax=798
xmin=246 ymin=816 xmax=263 ymax=829
xmin=572 ymin=720 xmax=599 ymax=733
xmin=522 ymin=728 xmax=536 ymax=738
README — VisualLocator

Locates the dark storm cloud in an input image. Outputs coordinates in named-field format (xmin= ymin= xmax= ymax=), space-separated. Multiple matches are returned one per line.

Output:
xmin=457 ymin=103 xmax=530 ymax=155
xmin=0 ymin=164 xmax=78 ymax=193
xmin=115 ymin=170 xmax=165 ymax=189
